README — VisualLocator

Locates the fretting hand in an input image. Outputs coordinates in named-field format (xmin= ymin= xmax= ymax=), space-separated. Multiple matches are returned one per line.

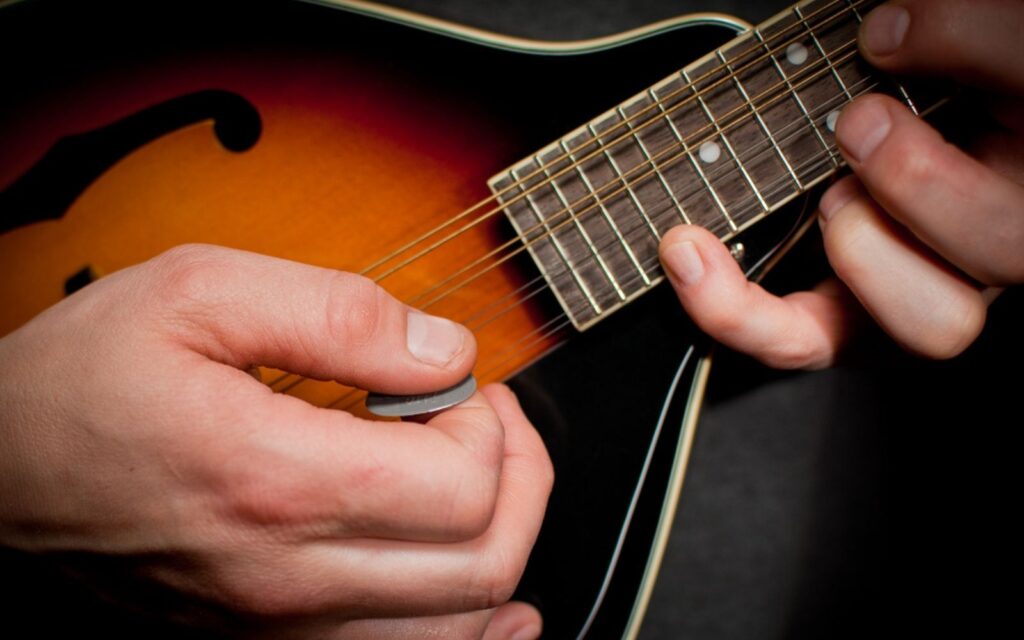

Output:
xmin=0 ymin=245 xmax=552 ymax=639
xmin=659 ymin=0 xmax=1023 ymax=368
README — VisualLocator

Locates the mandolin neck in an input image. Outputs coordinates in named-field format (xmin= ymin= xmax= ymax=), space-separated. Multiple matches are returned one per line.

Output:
xmin=490 ymin=0 xmax=947 ymax=331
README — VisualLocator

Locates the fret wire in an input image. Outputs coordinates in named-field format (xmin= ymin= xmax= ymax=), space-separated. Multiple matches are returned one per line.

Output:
xmin=715 ymin=48 xmax=804 ymax=192
xmin=843 ymin=0 xmax=918 ymax=113
xmin=325 ymin=74 xmax=884 ymax=410
xmin=716 ymin=48 xmax=802 ymax=199
xmin=754 ymin=26 xmax=840 ymax=169
xmin=514 ymin=168 xmax=605 ymax=314
xmin=279 ymin=5 xmax=896 ymax=397
xmin=560 ymin=72 xmax=875 ymax=301
xmin=366 ymin=1 xmax=865 ymax=285
xmin=631 ymin=96 xmax=691 ymax=224
xmin=584 ymin=122 xmax=662 ymax=244
xmin=410 ymin=39 xmax=869 ymax=322
xmin=534 ymin=152 xmax=628 ymax=301
xmin=564 ymin=134 xmax=653 ymax=286
xmin=653 ymin=83 xmax=737 ymax=231
xmin=498 ymin=44 xmax=869 ymax=304
xmin=681 ymin=67 xmax=770 ymax=216
xmin=404 ymin=37 xmax=869 ymax=317
xmin=492 ymin=12 xmax=872 ymax=259
xmin=795 ymin=4 xmax=856 ymax=103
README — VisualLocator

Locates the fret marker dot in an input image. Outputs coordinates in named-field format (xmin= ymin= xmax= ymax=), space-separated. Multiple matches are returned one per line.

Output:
xmin=826 ymin=110 xmax=840 ymax=132
xmin=786 ymin=42 xmax=809 ymax=66
xmin=699 ymin=141 xmax=721 ymax=164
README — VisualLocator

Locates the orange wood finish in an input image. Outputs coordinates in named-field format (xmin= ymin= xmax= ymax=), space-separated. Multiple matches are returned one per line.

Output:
xmin=0 ymin=49 xmax=563 ymax=412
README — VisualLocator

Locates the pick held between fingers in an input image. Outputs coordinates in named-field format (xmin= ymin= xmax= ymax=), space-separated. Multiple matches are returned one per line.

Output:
xmin=659 ymin=224 xmax=857 ymax=369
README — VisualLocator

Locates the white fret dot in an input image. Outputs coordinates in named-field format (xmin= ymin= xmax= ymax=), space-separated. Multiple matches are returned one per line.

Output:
xmin=826 ymin=110 xmax=840 ymax=132
xmin=786 ymin=42 xmax=809 ymax=66
xmin=699 ymin=141 xmax=721 ymax=164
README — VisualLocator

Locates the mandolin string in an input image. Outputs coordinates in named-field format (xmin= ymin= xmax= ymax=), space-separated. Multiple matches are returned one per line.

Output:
xmin=270 ymin=41 xmax=859 ymax=396
xmin=416 ymin=84 xmax=872 ymax=388
xmin=271 ymin=5 xmax=872 ymax=398
xmin=356 ymin=0 xmax=874 ymax=281
xmin=326 ymin=78 xmax=878 ymax=412
xmin=326 ymin=91 xmax=867 ymax=412
xmin=279 ymin=40 xmax=866 ymax=399
xmin=275 ymin=41 xmax=865 ymax=399
xmin=407 ymin=42 xmax=863 ymax=309
xmin=378 ymin=35 xmax=865 ymax=315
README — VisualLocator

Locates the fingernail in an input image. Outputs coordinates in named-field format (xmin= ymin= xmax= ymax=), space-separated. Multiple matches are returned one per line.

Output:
xmin=862 ymin=5 xmax=910 ymax=56
xmin=662 ymin=240 xmax=704 ymax=286
xmin=510 ymin=624 xmax=542 ymax=640
xmin=835 ymin=100 xmax=891 ymax=163
xmin=406 ymin=311 xmax=464 ymax=367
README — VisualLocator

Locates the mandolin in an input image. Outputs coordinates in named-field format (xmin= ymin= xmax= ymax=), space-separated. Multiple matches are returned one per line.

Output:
xmin=0 ymin=0 xmax=959 ymax=637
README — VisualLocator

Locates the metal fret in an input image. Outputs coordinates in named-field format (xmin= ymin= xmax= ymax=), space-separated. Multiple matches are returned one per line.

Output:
xmin=681 ymin=68 xmax=770 ymax=214
xmin=512 ymin=170 xmax=603 ymax=315
xmin=585 ymin=122 xmax=662 ymax=243
xmin=843 ymin=0 xmax=918 ymax=113
xmin=795 ymin=5 xmax=855 ymax=103
xmin=490 ymin=0 xmax=950 ymax=332
xmin=534 ymin=154 xmax=626 ymax=301
xmin=652 ymin=88 xmax=736 ymax=231
xmin=753 ymin=27 xmax=840 ymax=168
xmin=634 ymin=94 xmax=691 ymax=224
xmin=715 ymin=49 xmax=803 ymax=191
xmin=560 ymin=137 xmax=651 ymax=287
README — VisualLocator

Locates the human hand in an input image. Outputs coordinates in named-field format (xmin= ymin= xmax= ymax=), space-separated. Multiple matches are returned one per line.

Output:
xmin=658 ymin=0 xmax=1023 ymax=368
xmin=0 ymin=245 xmax=552 ymax=639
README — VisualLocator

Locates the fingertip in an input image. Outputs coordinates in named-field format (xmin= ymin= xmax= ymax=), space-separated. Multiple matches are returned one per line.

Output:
xmin=482 ymin=601 xmax=543 ymax=640
xmin=660 ymin=225 xmax=739 ymax=290
xmin=834 ymin=94 xmax=897 ymax=165
xmin=859 ymin=3 xmax=911 ymax=60
xmin=819 ymin=175 xmax=865 ymax=223
xmin=479 ymin=382 xmax=516 ymax=406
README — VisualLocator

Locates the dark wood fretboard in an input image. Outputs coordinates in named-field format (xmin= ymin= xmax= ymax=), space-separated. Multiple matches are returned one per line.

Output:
xmin=490 ymin=0 xmax=943 ymax=330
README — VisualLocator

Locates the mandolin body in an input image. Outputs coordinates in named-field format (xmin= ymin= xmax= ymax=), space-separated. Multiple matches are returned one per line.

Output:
xmin=0 ymin=1 xmax=815 ymax=636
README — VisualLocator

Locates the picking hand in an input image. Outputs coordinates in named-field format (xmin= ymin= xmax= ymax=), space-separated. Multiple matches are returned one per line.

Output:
xmin=0 ymin=245 xmax=552 ymax=639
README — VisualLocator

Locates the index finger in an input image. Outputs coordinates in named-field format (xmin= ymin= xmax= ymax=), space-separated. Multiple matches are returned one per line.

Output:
xmin=858 ymin=0 xmax=1024 ymax=95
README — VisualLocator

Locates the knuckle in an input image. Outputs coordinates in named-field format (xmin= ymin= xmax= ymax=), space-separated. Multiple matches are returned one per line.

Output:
xmin=764 ymin=338 xmax=826 ymax=371
xmin=212 ymin=564 xmax=309 ymax=618
xmin=824 ymin=213 xmax=874 ymax=283
xmin=883 ymin=133 xmax=941 ymax=190
xmin=213 ymin=451 xmax=314 ymax=529
xmin=689 ymin=288 xmax=747 ymax=339
xmin=443 ymin=452 xmax=500 ymax=540
xmin=702 ymin=305 xmax=745 ymax=338
xmin=149 ymin=244 xmax=232 ymax=310
xmin=469 ymin=549 xmax=522 ymax=610
xmin=323 ymin=272 xmax=389 ymax=347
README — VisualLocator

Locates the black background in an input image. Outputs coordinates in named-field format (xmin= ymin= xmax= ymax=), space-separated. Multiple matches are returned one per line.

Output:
xmin=375 ymin=1 xmax=1022 ymax=638
xmin=1 ymin=1 xmax=1019 ymax=638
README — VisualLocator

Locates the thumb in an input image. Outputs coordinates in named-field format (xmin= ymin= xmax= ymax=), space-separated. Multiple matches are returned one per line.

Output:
xmin=139 ymin=244 xmax=476 ymax=394
xmin=659 ymin=225 xmax=852 ymax=369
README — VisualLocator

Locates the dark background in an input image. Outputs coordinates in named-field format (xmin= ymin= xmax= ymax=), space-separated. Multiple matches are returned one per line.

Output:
xmin=374 ymin=1 xmax=1022 ymax=638
xmin=1 ymin=1 xmax=1017 ymax=638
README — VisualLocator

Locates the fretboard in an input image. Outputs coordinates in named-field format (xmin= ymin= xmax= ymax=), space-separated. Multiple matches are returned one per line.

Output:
xmin=489 ymin=0 xmax=946 ymax=330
